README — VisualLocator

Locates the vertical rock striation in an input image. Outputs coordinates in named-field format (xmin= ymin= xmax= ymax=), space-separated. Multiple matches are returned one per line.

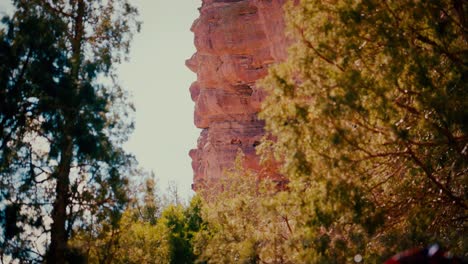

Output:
xmin=187 ymin=0 xmax=289 ymax=190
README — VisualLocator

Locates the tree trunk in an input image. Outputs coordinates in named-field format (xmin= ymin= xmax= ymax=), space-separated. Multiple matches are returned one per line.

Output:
xmin=48 ymin=1 xmax=85 ymax=261
xmin=47 ymin=136 xmax=73 ymax=263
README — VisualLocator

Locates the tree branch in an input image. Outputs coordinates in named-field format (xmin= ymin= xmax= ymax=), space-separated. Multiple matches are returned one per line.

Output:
xmin=406 ymin=144 xmax=467 ymax=209
xmin=294 ymin=25 xmax=345 ymax=72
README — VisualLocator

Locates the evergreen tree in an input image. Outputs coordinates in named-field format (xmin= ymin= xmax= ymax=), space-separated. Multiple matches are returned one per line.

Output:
xmin=69 ymin=181 xmax=205 ymax=264
xmin=161 ymin=198 xmax=203 ymax=264
xmin=0 ymin=0 xmax=140 ymax=262
xmin=258 ymin=0 xmax=467 ymax=261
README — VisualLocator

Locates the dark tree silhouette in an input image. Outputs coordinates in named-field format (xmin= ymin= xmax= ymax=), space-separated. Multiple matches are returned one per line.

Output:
xmin=0 ymin=0 xmax=140 ymax=262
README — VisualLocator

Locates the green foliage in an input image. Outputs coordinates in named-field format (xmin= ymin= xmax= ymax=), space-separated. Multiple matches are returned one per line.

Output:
xmin=69 ymin=179 xmax=205 ymax=264
xmin=194 ymin=155 xmax=381 ymax=263
xmin=257 ymin=0 xmax=467 ymax=261
xmin=161 ymin=197 xmax=203 ymax=264
xmin=194 ymin=154 xmax=290 ymax=264
xmin=0 ymin=0 xmax=140 ymax=261
xmin=70 ymin=209 xmax=171 ymax=264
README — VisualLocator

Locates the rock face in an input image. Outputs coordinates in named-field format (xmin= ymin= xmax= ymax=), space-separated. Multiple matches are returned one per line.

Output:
xmin=187 ymin=0 xmax=289 ymax=190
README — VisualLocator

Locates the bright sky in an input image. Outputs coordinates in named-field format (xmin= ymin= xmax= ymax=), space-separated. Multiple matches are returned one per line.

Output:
xmin=119 ymin=0 xmax=201 ymax=199
xmin=0 ymin=0 xmax=202 ymax=199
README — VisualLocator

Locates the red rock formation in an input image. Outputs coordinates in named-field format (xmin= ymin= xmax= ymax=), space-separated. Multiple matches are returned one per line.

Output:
xmin=187 ymin=0 xmax=289 ymax=190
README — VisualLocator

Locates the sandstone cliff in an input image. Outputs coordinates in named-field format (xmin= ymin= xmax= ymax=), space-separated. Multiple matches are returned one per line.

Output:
xmin=187 ymin=0 xmax=289 ymax=190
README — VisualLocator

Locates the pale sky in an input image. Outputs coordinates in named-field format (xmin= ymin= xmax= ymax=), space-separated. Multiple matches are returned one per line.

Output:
xmin=119 ymin=0 xmax=201 ymax=198
xmin=0 ymin=0 xmax=202 ymax=199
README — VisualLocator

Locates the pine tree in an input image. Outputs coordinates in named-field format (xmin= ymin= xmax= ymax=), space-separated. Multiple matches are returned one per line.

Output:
xmin=259 ymin=0 xmax=467 ymax=261
xmin=0 ymin=0 xmax=140 ymax=262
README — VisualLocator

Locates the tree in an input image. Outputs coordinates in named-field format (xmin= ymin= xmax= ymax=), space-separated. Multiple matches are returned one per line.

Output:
xmin=69 ymin=180 xmax=205 ymax=264
xmin=160 ymin=198 xmax=203 ymax=264
xmin=69 ymin=210 xmax=172 ymax=264
xmin=0 ymin=0 xmax=140 ymax=262
xmin=258 ymin=0 xmax=467 ymax=261
xmin=194 ymin=154 xmax=291 ymax=264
